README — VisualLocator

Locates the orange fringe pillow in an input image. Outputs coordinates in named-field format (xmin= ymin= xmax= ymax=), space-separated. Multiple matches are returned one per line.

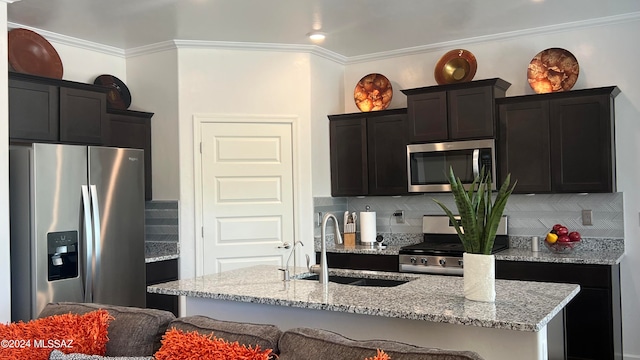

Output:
xmin=0 ymin=309 xmax=112 ymax=360
xmin=154 ymin=328 xmax=274 ymax=360
xmin=365 ymin=349 xmax=391 ymax=360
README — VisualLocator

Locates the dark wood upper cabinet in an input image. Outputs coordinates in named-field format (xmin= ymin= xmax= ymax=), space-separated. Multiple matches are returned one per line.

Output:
xmin=497 ymin=86 xmax=619 ymax=193
xmin=8 ymin=78 xmax=59 ymax=142
xmin=59 ymin=87 xmax=108 ymax=144
xmin=498 ymin=100 xmax=552 ymax=193
xmin=329 ymin=108 xmax=408 ymax=197
xmin=402 ymin=78 xmax=510 ymax=143
xmin=107 ymin=109 xmax=154 ymax=200
xmin=367 ymin=112 xmax=408 ymax=195
xmin=9 ymin=72 xmax=155 ymax=200
xmin=329 ymin=116 xmax=368 ymax=196
xmin=8 ymin=72 xmax=110 ymax=145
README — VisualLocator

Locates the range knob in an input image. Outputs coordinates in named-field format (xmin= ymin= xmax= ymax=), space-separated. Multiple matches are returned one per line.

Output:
xmin=458 ymin=259 xmax=464 ymax=267
xmin=410 ymin=257 xmax=417 ymax=264
xmin=438 ymin=258 xmax=446 ymax=266
xmin=420 ymin=258 xmax=428 ymax=264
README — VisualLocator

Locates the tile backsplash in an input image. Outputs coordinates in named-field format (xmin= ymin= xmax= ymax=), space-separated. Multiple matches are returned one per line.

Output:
xmin=145 ymin=200 xmax=179 ymax=242
xmin=314 ymin=192 xmax=624 ymax=239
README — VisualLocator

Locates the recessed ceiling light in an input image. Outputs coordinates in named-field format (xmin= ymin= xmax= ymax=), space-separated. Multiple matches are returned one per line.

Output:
xmin=307 ymin=31 xmax=326 ymax=41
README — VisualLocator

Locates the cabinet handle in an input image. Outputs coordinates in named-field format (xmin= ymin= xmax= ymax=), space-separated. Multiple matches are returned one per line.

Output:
xmin=472 ymin=149 xmax=480 ymax=178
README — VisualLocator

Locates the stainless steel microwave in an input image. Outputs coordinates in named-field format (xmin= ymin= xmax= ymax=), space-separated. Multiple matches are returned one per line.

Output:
xmin=407 ymin=139 xmax=496 ymax=192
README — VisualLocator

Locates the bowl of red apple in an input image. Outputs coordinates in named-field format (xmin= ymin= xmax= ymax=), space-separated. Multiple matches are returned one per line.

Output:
xmin=544 ymin=223 xmax=582 ymax=253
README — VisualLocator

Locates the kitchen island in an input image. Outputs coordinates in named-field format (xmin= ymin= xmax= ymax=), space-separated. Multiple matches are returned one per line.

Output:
xmin=148 ymin=265 xmax=579 ymax=360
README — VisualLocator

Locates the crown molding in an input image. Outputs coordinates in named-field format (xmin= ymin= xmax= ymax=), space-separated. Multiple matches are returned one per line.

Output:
xmin=126 ymin=39 xmax=346 ymax=64
xmin=9 ymin=11 xmax=640 ymax=63
xmin=345 ymin=11 xmax=640 ymax=64
xmin=7 ymin=22 xmax=125 ymax=57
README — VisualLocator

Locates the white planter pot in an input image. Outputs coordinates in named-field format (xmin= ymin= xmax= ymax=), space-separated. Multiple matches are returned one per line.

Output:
xmin=463 ymin=252 xmax=496 ymax=302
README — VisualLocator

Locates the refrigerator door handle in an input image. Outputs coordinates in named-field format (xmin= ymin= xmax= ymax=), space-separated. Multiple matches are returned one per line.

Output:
xmin=81 ymin=185 xmax=94 ymax=303
xmin=89 ymin=185 xmax=102 ymax=299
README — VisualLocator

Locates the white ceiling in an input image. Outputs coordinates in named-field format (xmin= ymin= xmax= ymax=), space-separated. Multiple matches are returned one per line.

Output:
xmin=7 ymin=0 xmax=640 ymax=58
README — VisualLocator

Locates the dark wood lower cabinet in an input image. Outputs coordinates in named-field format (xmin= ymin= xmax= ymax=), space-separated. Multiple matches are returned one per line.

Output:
xmin=316 ymin=252 xmax=399 ymax=272
xmin=319 ymin=252 xmax=622 ymax=360
xmin=146 ymin=259 xmax=179 ymax=316
xmin=496 ymin=261 xmax=622 ymax=360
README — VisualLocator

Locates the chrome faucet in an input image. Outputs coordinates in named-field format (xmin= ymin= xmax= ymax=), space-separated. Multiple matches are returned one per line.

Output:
xmin=311 ymin=213 xmax=342 ymax=284
xmin=279 ymin=240 xmax=304 ymax=281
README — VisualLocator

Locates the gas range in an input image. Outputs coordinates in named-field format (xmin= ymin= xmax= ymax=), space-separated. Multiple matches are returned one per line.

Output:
xmin=398 ymin=215 xmax=508 ymax=275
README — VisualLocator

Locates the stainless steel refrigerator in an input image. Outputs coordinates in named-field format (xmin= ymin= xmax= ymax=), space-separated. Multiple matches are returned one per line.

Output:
xmin=9 ymin=143 xmax=146 ymax=321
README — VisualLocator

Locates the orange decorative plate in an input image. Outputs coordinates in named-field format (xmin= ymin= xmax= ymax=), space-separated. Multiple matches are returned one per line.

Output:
xmin=8 ymin=28 xmax=63 ymax=79
xmin=434 ymin=49 xmax=477 ymax=85
xmin=527 ymin=48 xmax=579 ymax=94
xmin=353 ymin=73 xmax=393 ymax=112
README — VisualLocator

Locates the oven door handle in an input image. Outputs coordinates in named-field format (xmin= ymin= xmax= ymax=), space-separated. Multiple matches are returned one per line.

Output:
xmin=472 ymin=149 xmax=480 ymax=178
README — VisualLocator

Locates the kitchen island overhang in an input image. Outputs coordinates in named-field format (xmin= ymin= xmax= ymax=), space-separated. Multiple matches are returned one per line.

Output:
xmin=148 ymin=265 xmax=580 ymax=360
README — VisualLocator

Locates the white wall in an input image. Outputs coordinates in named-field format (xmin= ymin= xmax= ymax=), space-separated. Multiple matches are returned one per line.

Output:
xmin=175 ymin=48 xmax=317 ymax=279
xmin=0 ymin=1 xmax=11 ymax=323
xmin=310 ymin=55 xmax=344 ymax=197
xmin=45 ymin=42 xmax=126 ymax=84
xmin=340 ymin=19 xmax=640 ymax=359
xmin=125 ymin=48 xmax=180 ymax=200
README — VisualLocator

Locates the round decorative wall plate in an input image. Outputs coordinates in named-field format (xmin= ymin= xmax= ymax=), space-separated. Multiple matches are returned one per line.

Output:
xmin=434 ymin=49 xmax=477 ymax=85
xmin=8 ymin=28 xmax=63 ymax=79
xmin=353 ymin=73 xmax=393 ymax=112
xmin=527 ymin=48 xmax=579 ymax=94
xmin=94 ymin=74 xmax=132 ymax=110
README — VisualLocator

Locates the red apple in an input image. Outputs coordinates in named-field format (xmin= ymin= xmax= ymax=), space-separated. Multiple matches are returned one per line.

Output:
xmin=552 ymin=224 xmax=564 ymax=232
xmin=556 ymin=227 xmax=569 ymax=236
xmin=569 ymin=231 xmax=581 ymax=242
xmin=558 ymin=235 xmax=571 ymax=243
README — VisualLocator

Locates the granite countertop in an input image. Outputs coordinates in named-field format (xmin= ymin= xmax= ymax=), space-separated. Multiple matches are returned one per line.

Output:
xmin=494 ymin=247 xmax=623 ymax=265
xmin=317 ymin=237 xmax=625 ymax=265
xmin=145 ymin=241 xmax=179 ymax=263
xmin=148 ymin=264 xmax=579 ymax=332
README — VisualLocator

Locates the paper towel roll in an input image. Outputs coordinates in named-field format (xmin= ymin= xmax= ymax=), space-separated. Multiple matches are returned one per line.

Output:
xmin=359 ymin=211 xmax=377 ymax=244
xmin=463 ymin=253 xmax=496 ymax=302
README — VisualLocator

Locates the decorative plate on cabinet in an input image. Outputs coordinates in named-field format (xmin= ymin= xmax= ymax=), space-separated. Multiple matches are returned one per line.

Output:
xmin=353 ymin=73 xmax=393 ymax=112
xmin=8 ymin=28 xmax=63 ymax=79
xmin=93 ymin=74 xmax=132 ymax=110
xmin=527 ymin=48 xmax=579 ymax=94
xmin=434 ymin=49 xmax=477 ymax=85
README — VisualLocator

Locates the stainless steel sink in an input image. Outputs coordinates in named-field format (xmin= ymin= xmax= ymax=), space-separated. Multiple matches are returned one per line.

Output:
xmin=298 ymin=274 xmax=409 ymax=287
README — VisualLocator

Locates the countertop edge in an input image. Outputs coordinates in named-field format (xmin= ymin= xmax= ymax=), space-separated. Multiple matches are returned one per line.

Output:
xmin=147 ymin=265 xmax=580 ymax=332
xmin=145 ymin=254 xmax=179 ymax=263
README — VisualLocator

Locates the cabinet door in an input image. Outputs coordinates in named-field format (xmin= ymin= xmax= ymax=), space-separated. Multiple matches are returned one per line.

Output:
xmin=448 ymin=86 xmax=495 ymax=139
xmin=316 ymin=252 xmax=399 ymax=272
xmin=367 ymin=114 xmax=408 ymax=195
xmin=407 ymin=91 xmax=448 ymax=142
xmin=8 ymin=79 xmax=59 ymax=141
xmin=497 ymin=100 xmax=552 ymax=193
xmin=550 ymin=95 xmax=614 ymax=193
xmin=59 ymin=87 xmax=108 ymax=144
xmin=146 ymin=259 xmax=179 ymax=316
xmin=330 ymin=118 xmax=368 ymax=196
xmin=496 ymin=261 xmax=622 ymax=360
xmin=108 ymin=112 xmax=153 ymax=200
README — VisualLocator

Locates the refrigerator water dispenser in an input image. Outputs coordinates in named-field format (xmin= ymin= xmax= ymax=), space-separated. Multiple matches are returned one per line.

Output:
xmin=47 ymin=231 xmax=79 ymax=281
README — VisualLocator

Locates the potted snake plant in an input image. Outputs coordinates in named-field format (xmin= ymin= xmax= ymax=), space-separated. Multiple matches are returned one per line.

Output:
xmin=433 ymin=167 xmax=516 ymax=302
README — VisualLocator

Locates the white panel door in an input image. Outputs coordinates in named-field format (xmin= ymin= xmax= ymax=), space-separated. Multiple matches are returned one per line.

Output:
xmin=200 ymin=122 xmax=294 ymax=274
